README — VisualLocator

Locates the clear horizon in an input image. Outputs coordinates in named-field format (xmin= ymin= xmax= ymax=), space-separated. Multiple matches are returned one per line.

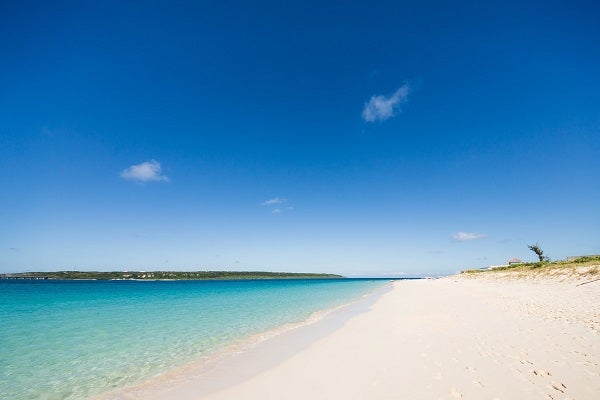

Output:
xmin=1 ymin=1 xmax=599 ymax=276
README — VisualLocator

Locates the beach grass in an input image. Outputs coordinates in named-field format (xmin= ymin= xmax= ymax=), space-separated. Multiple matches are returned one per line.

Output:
xmin=460 ymin=256 xmax=600 ymax=280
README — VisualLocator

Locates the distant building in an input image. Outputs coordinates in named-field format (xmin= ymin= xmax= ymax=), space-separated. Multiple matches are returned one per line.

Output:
xmin=507 ymin=258 xmax=523 ymax=265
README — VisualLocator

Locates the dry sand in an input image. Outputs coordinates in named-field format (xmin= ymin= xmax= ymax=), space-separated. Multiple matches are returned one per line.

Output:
xmin=107 ymin=271 xmax=600 ymax=400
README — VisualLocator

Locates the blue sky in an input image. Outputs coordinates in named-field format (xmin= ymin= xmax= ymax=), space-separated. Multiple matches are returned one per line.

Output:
xmin=1 ymin=0 xmax=599 ymax=276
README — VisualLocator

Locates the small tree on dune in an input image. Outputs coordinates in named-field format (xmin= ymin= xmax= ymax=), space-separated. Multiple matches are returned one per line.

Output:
xmin=528 ymin=243 xmax=549 ymax=262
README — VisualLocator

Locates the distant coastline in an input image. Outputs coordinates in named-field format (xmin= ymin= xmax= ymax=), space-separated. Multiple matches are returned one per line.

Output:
xmin=0 ymin=270 xmax=343 ymax=281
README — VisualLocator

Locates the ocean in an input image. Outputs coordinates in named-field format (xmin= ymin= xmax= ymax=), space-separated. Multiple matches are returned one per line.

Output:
xmin=0 ymin=278 xmax=387 ymax=400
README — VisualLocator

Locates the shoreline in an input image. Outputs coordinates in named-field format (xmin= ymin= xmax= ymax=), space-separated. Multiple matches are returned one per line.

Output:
xmin=114 ymin=272 xmax=599 ymax=399
xmin=94 ymin=281 xmax=392 ymax=400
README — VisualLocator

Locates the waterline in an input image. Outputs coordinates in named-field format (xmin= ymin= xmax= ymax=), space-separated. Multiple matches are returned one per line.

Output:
xmin=1 ymin=278 xmax=387 ymax=400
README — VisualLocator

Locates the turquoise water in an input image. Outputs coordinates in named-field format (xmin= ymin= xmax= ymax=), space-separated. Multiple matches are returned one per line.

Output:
xmin=0 ymin=278 xmax=386 ymax=400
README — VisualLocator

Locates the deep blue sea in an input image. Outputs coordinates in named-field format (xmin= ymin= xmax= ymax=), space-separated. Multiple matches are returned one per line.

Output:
xmin=0 ymin=278 xmax=387 ymax=400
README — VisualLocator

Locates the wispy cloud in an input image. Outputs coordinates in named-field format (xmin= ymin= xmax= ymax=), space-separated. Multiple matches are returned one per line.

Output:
xmin=453 ymin=232 xmax=487 ymax=242
xmin=362 ymin=83 xmax=410 ymax=122
xmin=261 ymin=197 xmax=286 ymax=206
xmin=120 ymin=160 xmax=169 ymax=183
xmin=261 ymin=197 xmax=294 ymax=215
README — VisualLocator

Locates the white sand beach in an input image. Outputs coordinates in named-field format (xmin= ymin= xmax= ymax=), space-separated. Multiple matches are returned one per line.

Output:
xmin=107 ymin=270 xmax=599 ymax=400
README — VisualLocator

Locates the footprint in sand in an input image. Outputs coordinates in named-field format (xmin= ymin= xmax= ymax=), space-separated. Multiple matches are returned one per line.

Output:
xmin=548 ymin=383 xmax=566 ymax=393
xmin=472 ymin=380 xmax=484 ymax=388
xmin=450 ymin=387 xmax=463 ymax=398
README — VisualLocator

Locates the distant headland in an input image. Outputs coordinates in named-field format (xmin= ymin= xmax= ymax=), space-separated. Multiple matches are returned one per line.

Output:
xmin=0 ymin=271 xmax=343 ymax=280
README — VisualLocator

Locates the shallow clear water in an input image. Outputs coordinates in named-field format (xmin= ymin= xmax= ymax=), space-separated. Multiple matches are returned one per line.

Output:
xmin=0 ymin=278 xmax=386 ymax=400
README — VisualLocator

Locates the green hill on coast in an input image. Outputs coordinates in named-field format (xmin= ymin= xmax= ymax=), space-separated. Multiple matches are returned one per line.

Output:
xmin=0 ymin=271 xmax=343 ymax=280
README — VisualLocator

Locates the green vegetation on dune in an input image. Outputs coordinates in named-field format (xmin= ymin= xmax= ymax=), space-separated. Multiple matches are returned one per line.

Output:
xmin=461 ymin=256 xmax=600 ymax=276
xmin=0 ymin=270 xmax=343 ymax=280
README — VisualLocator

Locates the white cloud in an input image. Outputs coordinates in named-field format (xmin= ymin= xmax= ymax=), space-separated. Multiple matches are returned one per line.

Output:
xmin=120 ymin=160 xmax=169 ymax=183
xmin=453 ymin=232 xmax=487 ymax=242
xmin=261 ymin=197 xmax=295 ymax=215
xmin=362 ymin=84 xmax=410 ymax=122
xmin=261 ymin=197 xmax=286 ymax=206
